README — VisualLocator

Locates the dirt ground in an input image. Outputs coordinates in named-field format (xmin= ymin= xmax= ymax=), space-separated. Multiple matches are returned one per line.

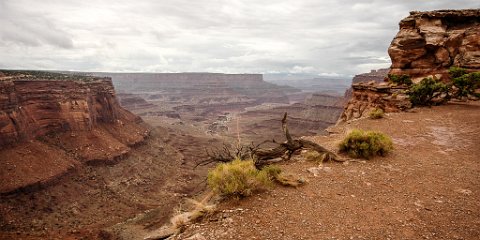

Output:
xmin=174 ymin=101 xmax=480 ymax=240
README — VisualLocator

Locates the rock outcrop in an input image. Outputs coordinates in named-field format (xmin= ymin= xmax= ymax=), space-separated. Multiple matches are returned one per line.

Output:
xmin=342 ymin=9 xmax=480 ymax=121
xmin=388 ymin=9 xmax=480 ymax=81
xmin=0 ymin=70 xmax=149 ymax=194
xmin=344 ymin=69 xmax=389 ymax=100
xmin=341 ymin=82 xmax=411 ymax=121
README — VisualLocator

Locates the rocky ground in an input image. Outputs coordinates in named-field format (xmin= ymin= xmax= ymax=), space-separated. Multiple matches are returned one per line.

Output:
xmin=174 ymin=101 xmax=480 ymax=240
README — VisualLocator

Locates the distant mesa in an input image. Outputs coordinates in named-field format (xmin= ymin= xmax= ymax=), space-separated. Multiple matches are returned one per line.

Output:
xmin=351 ymin=69 xmax=389 ymax=85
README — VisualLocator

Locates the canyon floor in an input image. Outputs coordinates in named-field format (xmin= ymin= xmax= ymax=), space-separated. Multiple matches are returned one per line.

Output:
xmin=174 ymin=101 xmax=480 ymax=240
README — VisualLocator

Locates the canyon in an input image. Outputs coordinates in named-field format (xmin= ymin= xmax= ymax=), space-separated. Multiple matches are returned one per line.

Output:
xmin=0 ymin=70 xmax=345 ymax=239
xmin=98 ymin=72 xmax=344 ymax=142
xmin=1 ymin=8 xmax=479 ymax=240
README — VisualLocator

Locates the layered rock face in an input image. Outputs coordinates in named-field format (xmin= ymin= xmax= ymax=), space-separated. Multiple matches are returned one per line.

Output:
xmin=0 ymin=71 xmax=148 ymax=193
xmin=388 ymin=9 xmax=480 ymax=80
xmin=341 ymin=82 xmax=411 ymax=121
xmin=342 ymin=9 xmax=480 ymax=121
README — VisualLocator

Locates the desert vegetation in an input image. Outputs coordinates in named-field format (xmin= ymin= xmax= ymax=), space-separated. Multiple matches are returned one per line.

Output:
xmin=449 ymin=67 xmax=480 ymax=99
xmin=339 ymin=129 xmax=393 ymax=159
xmin=387 ymin=74 xmax=413 ymax=86
xmin=407 ymin=77 xmax=450 ymax=106
xmin=198 ymin=113 xmax=341 ymax=170
xmin=207 ymin=159 xmax=281 ymax=198
xmin=392 ymin=67 xmax=480 ymax=106
xmin=369 ymin=108 xmax=384 ymax=119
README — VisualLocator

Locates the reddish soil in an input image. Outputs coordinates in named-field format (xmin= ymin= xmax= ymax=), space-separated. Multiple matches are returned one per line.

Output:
xmin=175 ymin=101 xmax=480 ymax=240
xmin=0 ymin=125 xmax=220 ymax=239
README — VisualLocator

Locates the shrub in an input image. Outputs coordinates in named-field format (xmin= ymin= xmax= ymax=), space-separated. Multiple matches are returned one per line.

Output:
xmin=448 ymin=66 xmax=467 ymax=78
xmin=369 ymin=108 xmax=384 ymax=119
xmin=449 ymin=67 xmax=480 ymax=99
xmin=339 ymin=129 xmax=393 ymax=159
xmin=207 ymin=159 xmax=280 ymax=198
xmin=407 ymin=77 xmax=450 ymax=106
xmin=388 ymin=74 xmax=413 ymax=86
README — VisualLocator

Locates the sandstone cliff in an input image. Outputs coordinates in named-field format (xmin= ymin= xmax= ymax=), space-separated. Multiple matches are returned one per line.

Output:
xmin=342 ymin=9 xmax=480 ymax=121
xmin=0 ymin=71 xmax=149 ymax=194
xmin=341 ymin=82 xmax=411 ymax=121
xmin=388 ymin=9 xmax=480 ymax=80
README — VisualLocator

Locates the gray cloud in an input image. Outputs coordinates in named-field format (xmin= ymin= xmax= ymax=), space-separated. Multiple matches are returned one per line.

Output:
xmin=0 ymin=1 xmax=74 ymax=49
xmin=0 ymin=0 xmax=478 ymax=75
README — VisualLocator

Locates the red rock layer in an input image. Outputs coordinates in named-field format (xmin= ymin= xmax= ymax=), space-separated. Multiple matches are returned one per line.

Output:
xmin=388 ymin=9 xmax=480 ymax=81
xmin=341 ymin=82 xmax=411 ymax=121
xmin=0 ymin=72 xmax=149 ymax=193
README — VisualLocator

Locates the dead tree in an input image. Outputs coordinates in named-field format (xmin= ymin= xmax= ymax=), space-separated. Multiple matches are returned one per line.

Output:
xmin=196 ymin=112 xmax=343 ymax=170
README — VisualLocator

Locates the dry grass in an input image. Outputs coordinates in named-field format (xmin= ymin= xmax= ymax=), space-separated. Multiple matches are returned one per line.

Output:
xmin=207 ymin=159 xmax=281 ymax=198
xmin=170 ymin=192 xmax=217 ymax=232
xmin=303 ymin=150 xmax=333 ymax=163
xmin=369 ymin=108 xmax=384 ymax=119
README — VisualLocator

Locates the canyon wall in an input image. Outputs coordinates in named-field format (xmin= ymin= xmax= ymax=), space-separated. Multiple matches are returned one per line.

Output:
xmin=0 ymin=71 xmax=148 ymax=194
xmin=388 ymin=9 xmax=480 ymax=81
xmin=100 ymin=72 xmax=298 ymax=126
xmin=104 ymin=72 xmax=294 ymax=105
xmin=237 ymin=93 xmax=344 ymax=140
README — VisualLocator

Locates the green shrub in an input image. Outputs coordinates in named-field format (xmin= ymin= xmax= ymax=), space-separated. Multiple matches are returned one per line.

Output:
xmin=339 ymin=129 xmax=393 ymax=159
xmin=407 ymin=77 xmax=450 ymax=106
xmin=207 ymin=159 xmax=280 ymax=198
xmin=369 ymin=108 xmax=384 ymax=119
xmin=449 ymin=67 xmax=480 ymax=99
xmin=388 ymin=74 xmax=413 ymax=86
xmin=448 ymin=66 xmax=467 ymax=78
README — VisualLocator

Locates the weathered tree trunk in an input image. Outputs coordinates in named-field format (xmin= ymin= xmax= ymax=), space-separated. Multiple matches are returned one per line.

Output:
xmin=252 ymin=113 xmax=342 ymax=169
xmin=197 ymin=112 xmax=342 ymax=169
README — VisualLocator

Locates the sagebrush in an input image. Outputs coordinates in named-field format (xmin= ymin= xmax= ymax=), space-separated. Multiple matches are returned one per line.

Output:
xmin=339 ymin=129 xmax=393 ymax=159
xmin=207 ymin=159 xmax=281 ymax=198
xmin=369 ymin=108 xmax=384 ymax=119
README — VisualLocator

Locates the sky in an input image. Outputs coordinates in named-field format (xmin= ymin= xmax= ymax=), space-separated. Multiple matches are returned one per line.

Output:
xmin=0 ymin=0 xmax=478 ymax=77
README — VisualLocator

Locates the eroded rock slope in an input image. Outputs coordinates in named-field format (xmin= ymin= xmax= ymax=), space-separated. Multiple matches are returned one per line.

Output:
xmin=0 ymin=70 xmax=149 ymax=194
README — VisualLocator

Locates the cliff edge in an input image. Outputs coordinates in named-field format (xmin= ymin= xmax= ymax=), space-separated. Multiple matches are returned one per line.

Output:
xmin=0 ymin=70 xmax=149 ymax=194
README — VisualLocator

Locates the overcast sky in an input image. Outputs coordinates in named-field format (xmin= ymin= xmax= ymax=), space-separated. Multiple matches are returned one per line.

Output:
xmin=0 ymin=0 xmax=478 ymax=76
